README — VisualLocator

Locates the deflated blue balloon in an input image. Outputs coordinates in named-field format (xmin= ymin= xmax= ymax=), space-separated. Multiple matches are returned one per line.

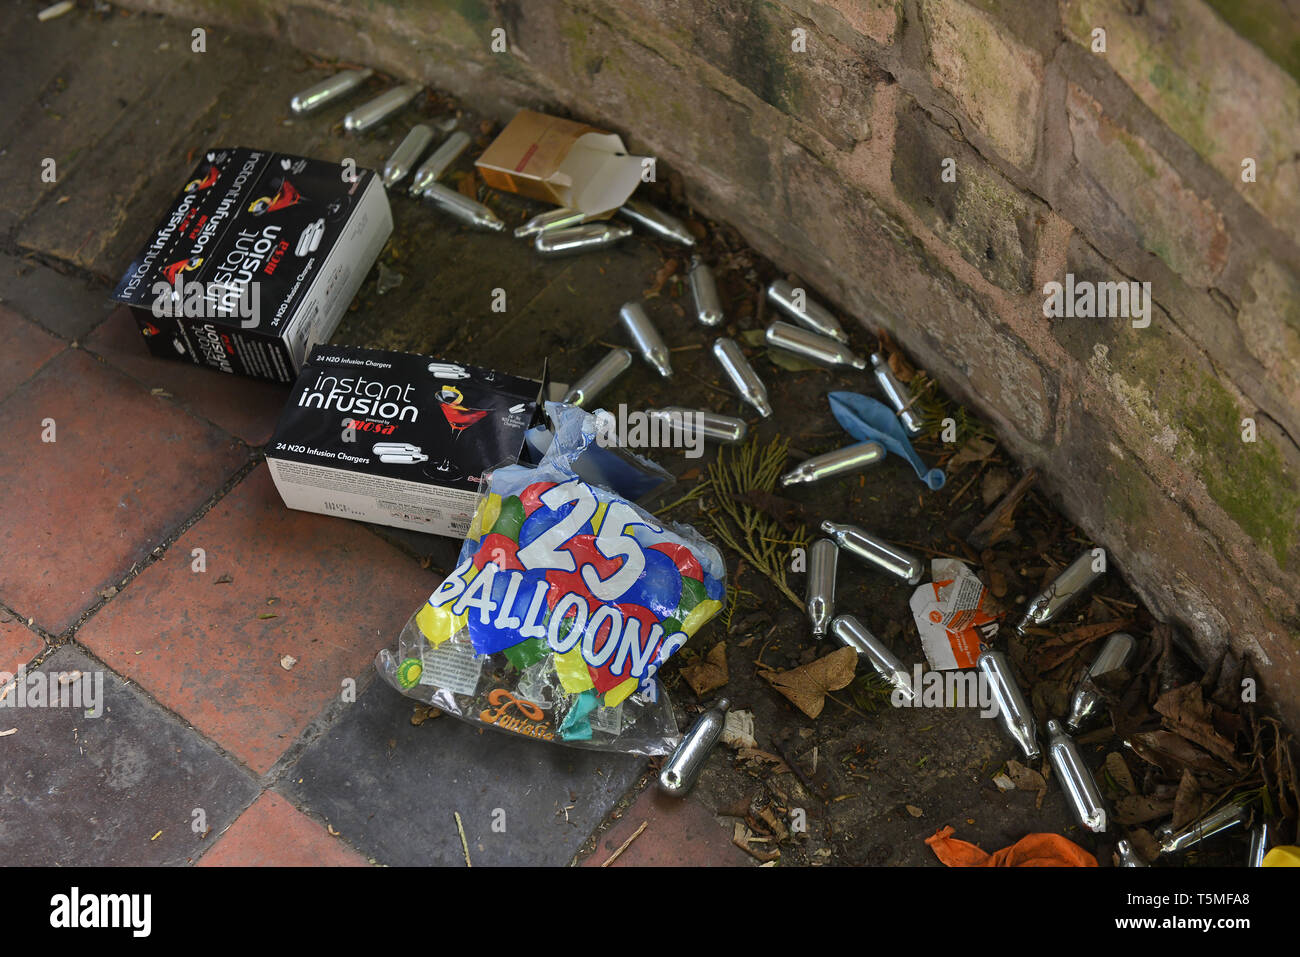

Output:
xmin=828 ymin=391 xmax=945 ymax=490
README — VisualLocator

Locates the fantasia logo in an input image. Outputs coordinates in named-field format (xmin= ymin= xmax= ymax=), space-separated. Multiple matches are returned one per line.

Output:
xmin=479 ymin=688 xmax=555 ymax=740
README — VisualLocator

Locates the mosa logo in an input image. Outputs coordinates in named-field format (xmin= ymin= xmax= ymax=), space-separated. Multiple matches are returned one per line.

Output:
xmin=49 ymin=888 xmax=151 ymax=938
xmin=479 ymin=689 xmax=555 ymax=740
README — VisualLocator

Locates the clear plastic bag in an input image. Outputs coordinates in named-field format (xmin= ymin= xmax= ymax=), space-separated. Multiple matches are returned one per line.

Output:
xmin=375 ymin=403 xmax=726 ymax=755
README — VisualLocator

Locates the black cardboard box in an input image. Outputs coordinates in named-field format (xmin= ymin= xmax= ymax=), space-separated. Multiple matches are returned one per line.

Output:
xmin=110 ymin=147 xmax=392 ymax=383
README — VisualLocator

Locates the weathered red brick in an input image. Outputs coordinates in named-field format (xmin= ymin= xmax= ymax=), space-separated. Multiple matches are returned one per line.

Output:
xmin=0 ymin=349 xmax=246 ymax=634
xmin=77 ymin=465 xmax=437 ymax=774
xmin=198 ymin=791 xmax=370 ymax=866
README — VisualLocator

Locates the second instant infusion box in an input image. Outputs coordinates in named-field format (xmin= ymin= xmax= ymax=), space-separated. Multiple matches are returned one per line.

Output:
xmin=266 ymin=346 xmax=545 ymax=537
xmin=110 ymin=147 xmax=392 ymax=383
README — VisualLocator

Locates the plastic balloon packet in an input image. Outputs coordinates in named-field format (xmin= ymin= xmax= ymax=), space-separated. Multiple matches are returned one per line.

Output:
xmin=375 ymin=404 xmax=727 ymax=755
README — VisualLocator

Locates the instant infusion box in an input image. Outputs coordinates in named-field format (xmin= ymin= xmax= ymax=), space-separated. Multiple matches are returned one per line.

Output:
xmin=266 ymin=345 xmax=545 ymax=537
xmin=110 ymin=147 xmax=391 ymax=383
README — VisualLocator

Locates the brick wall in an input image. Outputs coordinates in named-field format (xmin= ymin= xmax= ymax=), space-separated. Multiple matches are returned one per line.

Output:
xmin=118 ymin=0 xmax=1300 ymax=725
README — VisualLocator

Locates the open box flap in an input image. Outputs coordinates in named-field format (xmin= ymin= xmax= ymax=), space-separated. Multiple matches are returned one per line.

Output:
xmin=552 ymin=132 xmax=647 ymax=213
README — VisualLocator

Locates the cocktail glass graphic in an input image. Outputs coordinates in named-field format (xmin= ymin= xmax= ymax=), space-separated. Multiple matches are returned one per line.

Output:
xmin=248 ymin=177 xmax=347 ymax=221
xmin=248 ymin=178 xmax=301 ymax=216
xmin=429 ymin=385 xmax=492 ymax=481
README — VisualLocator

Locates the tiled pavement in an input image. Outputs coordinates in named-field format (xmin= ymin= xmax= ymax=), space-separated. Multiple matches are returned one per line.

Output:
xmin=0 ymin=293 xmax=746 ymax=866
xmin=0 ymin=8 xmax=749 ymax=868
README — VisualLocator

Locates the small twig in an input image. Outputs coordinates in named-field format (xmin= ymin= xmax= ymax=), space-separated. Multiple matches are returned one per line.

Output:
xmin=824 ymin=691 xmax=870 ymax=721
xmin=967 ymin=468 xmax=1038 ymax=550
xmin=599 ymin=820 xmax=648 ymax=866
xmin=454 ymin=811 xmax=472 ymax=867
xmin=772 ymin=739 xmax=821 ymax=799
xmin=947 ymin=461 xmax=987 ymax=508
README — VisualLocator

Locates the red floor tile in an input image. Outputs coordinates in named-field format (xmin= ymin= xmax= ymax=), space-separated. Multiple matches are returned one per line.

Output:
xmin=85 ymin=306 xmax=290 ymax=446
xmin=580 ymin=787 xmax=755 ymax=866
xmin=197 ymin=791 xmax=369 ymax=867
xmin=0 ymin=305 xmax=63 ymax=404
xmin=0 ymin=612 xmax=45 ymax=675
xmin=78 ymin=465 xmax=438 ymax=774
xmin=0 ymin=349 xmax=247 ymax=634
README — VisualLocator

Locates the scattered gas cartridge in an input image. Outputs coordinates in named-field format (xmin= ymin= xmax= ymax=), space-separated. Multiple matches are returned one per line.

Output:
xmin=619 ymin=302 xmax=673 ymax=378
xmin=766 ymin=280 xmax=848 ymax=343
xmin=780 ymin=441 xmax=884 ymax=487
xmin=381 ymin=125 xmax=434 ymax=188
xmin=562 ymin=348 xmax=632 ymax=408
xmin=765 ymin=321 xmax=867 ymax=370
xmin=712 ymin=337 xmax=771 ymax=418
xmin=343 ymin=84 xmax=421 ymax=133
xmin=1017 ymin=547 xmax=1106 ymax=634
xmin=820 ymin=520 xmax=923 ymax=585
xmin=416 ymin=183 xmax=505 ymax=231
xmin=805 ymin=539 xmax=838 ymax=638
xmin=978 ymin=650 xmax=1040 ymax=762
xmin=534 ymin=222 xmax=632 ymax=257
xmin=871 ymin=352 xmax=924 ymax=435
xmin=1065 ymin=632 xmax=1136 ymax=731
xmin=619 ymin=198 xmax=695 ymax=246
xmin=290 ymin=68 xmax=374 ymax=115
xmin=658 ymin=698 xmax=730 ymax=797
xmin=409 ymin=130 xmax=471 ymax=194
xmin=832 ymin=615 xmax=915 ymax=703
xmin=689 ymin=260 xmax=724 ymax=326
xmin=647 ymin=407 xmax=747 ymax=445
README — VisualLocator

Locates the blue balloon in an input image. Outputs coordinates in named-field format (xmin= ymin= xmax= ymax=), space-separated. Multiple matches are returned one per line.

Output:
xmin=466 ymin=567 xmax=551 ymax=656
xmin=518 ymin=501 xmax=595 ymax=551
xmin=614 ymin=547 xmax=682 ymax=618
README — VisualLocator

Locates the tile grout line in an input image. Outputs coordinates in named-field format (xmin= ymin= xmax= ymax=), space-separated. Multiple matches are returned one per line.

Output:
xmin=26 ymin=636 xmax=375 ymax=866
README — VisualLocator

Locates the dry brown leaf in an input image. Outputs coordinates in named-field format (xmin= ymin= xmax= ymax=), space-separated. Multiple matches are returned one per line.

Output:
xmin=1113 ymin=794 xmax=1176 ymax=826
xmin=1104 ymin=752 xmax=1137 ymax=795
xmin=736 ymin=748 xmax=792 ymax=774
xmin=1032 ymin=619 xmax=1133 ymax=673
xmin=1129 ymin=827 xmax=1162 ymax=862
xmin=946 ymin=435 xmax=996 ymax=470
xmin=981 ymin=468 xmax=1013 ymax=507
xmin=1130 ymin=731 xmax=1233 ymax=779
xmin=1171 ymin=768 xmax=1204 ymax=831
xmin=762 ymin=646 xmax=858 ymax=718
xmin=1007 ymin=759 xmax=1048 ymax=809
xmin=681 ymin=642 xmax=729 ymax=697
xmin=1155 ymin=683 xmax=1243 ymax=769
xmin=643 ymin=258 xmax=679 ymax=298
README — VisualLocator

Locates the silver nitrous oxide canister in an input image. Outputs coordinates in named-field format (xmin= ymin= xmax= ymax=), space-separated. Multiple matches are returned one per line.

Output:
xmin=805 ymin=539 xmax=838 ymax=638
xmin=766 ymin=280 xmax=848 ymax=343
xmin=291 ymin=69 xmax=374 ymax=115
xmin=562 ymin=348 xmax=633 ymax=408
xmin=343 ymin=84 xmax=421 ymax=133
xmin=1047 ymin=718 xmax=1108 ymax=832
xmin=780 ymin=442 xmax=884 ymax=487
xmin=765 ymin=321 xmax=867 ymax=371
xmin=712 ymin=337 xmax=771 ymax=418
xmin=831 ymin=615 xmax=915 ymax=703
xmin=658 ymin=698 xmax=730 ymax=797
xmin=820 ymin=520 xmax=923 ymax=585
xmin=619 ymin=302 xmax=672 ymax=378
xmin=977 ymin=649 xmax=1040 ymax=762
